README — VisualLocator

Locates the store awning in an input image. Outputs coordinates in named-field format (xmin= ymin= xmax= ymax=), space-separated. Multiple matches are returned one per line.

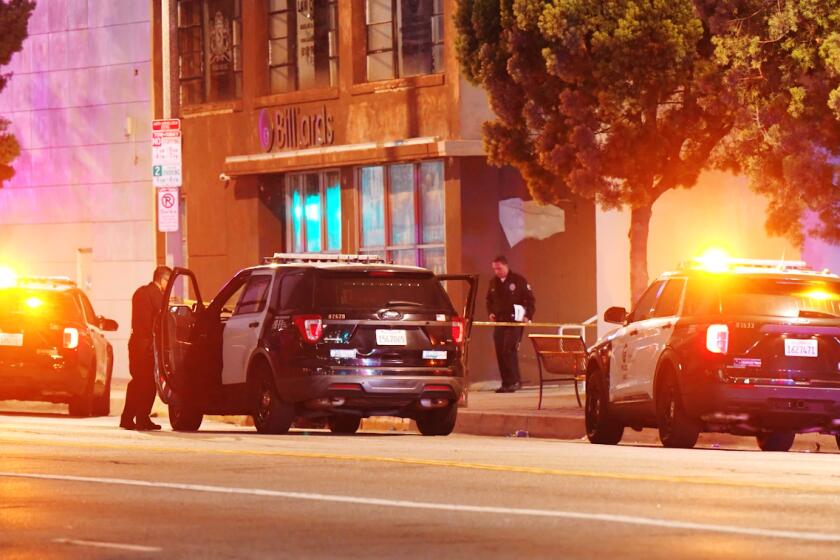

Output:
xmin=222 ymin=137 xmax=485 ymax=177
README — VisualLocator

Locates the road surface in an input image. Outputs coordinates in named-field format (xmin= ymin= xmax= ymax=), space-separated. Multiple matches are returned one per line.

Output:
xmin=2 ymin=408 xmax=840 ymax=559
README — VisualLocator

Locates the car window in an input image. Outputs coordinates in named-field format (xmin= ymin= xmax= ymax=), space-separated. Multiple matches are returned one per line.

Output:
xmin=653 ymin=279 xmax=685 ymax=318
xmin=627 ymin=280 xmax=665 ymax=323
xmin=233 ymin=275 xmax=272 ymax=316
xmin=279 ymin=273 xmax=313 ymax=311
xmin=0 ymin=288 xmax=83 ymax=322
xmin=77 ymin=291 xmax=97 ymax=324
xmin=683 ymin=277 xmax=721 ymax=316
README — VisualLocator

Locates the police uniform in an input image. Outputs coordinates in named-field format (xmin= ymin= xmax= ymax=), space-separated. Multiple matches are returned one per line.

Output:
xmin=486 ymin=272 xmax=536 ymax=389
xmin=120 ymin=282 xmax=164 ymax=427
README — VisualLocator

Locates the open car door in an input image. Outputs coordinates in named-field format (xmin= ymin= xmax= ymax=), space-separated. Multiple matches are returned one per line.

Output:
xmin=437 ymin=274 xmax=479 ymax=397
xmin=153 ymin=267 xmax=204 ymax=405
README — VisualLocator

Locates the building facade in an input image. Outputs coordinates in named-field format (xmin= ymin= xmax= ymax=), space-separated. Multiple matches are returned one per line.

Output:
xmin=0 ymin=0 xmax=155 ymax=377
xmin=152 ymin=0 xmax=598 ymax=383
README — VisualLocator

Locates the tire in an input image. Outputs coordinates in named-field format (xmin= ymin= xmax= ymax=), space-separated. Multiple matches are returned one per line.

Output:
xmin=168 ymin=398 xmax=203 ymax=432
xmin=585 ymin=369 xmax=624 ymax=445
xmin=328 ymin=415 xmax=361 ymax=434
xmin=92 ymin=354 xmax=113 ymax=417
xmin=656 ymin=370 xmax=700 ymax=449
xmin=252 ymin=367 xmax=294 ymax=435
xmin=68 ymin=367 xmax=95 ymax=417
xmin=416 ymin=403 xmax=457 ymax=436
xmin=757 ymin=431 xmax=795 ymax=452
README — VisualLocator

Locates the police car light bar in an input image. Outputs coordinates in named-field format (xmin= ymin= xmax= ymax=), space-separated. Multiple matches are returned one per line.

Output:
xmin=16 ymin=276 xmax=77 ymax=287
xmin=681 ymin=257 xmax=814 ymax=273
xmin=264 ymin=253 xmax=386 ymax=265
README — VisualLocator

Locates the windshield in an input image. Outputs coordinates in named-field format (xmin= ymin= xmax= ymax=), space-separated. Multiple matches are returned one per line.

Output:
xmin=315 ymin=273 xmax=453 ymax=311
xmin=0 ymin=288 xmax=83 ymax=322
xmin=688 ymin=276 xmax=840 ymax=318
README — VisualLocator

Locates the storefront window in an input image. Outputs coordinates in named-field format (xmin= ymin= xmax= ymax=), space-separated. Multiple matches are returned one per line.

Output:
xmin=365 ymin=0 xmax=444 ymax=82
xmin=269 ymin=0 xmax=339 ymax=93
xmin=177 ymin=0 xmax=242 ymax=105
xmin=359 ymin=161 xmax=446 ymax=272
xmin=287 ymin=170 xmax=341 ymax=253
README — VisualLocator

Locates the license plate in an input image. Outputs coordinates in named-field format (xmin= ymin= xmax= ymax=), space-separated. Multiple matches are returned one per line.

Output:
xmin=376 ymin=329 xmax=407 ymax=346
xmin=784 ymin=338 xmax=818 ymax=358
xmin=0 ymin=333 xmax=23 ymax=347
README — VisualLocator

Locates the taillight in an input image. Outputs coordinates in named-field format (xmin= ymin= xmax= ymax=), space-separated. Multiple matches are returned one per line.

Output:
xmin=452 ymin=317 xmax=465 ymax=344
xmin=293 ymin=315 xmax=323 ymax=343
xmin=63 ymin=327 xmax=79 ymax=349
xmin=706 ymin=324 xmax=729 ymax=354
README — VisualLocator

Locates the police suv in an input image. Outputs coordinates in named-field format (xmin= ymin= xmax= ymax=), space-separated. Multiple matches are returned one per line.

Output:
xmin=586 ymin=257 xmax=840 ymax=451
xmin=154 ymin=254 xmax=476 ymax=435
xmin=0 ymin=276 xmax=117 ymax=416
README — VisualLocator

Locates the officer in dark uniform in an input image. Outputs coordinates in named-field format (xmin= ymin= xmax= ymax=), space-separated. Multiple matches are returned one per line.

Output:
xmin=120 ymin=265 xmax=172 ymax=430
xmin=486 ymin=256 xmax=535 ymax=393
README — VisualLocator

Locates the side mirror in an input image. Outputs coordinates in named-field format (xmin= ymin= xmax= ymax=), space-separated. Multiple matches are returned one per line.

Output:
xmin=603 ymin=306 xmax=628 ymax=325
xmin=99 ymin=317 xmax=119 ymax=331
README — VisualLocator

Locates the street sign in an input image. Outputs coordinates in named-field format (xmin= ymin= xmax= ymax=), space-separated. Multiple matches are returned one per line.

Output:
xmin=152 ymin=119 xmax=182 ymax=188
xmin=157 ymin=187 xmax=179 ymax=232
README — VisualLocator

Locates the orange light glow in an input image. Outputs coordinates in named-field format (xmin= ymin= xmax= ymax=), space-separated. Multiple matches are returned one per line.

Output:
xmin=0 ymin=266 xmax=16 ymax=288
xmin=798 ymin=289 xmax=839 ymax=301
xmin=24 ymin=296 xmax=44 ymax=309
xmin=695 ymin=248 xmax=731 ymax=273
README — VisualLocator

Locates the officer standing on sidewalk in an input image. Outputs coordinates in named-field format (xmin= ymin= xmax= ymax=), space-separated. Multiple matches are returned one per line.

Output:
xmin=120 ymin=265 xmax=172 ymax=430
xmin=486 ymin=255 xmax=535 ymax=393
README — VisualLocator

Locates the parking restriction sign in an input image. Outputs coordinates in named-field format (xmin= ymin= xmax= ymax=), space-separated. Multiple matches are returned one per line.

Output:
xmin=157 ymin=187 xmax=179 ymax=232
xmin=152 ymin=119 xmax=182 ymax=188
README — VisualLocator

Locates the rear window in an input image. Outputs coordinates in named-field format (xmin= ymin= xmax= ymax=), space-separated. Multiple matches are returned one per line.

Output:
xmin=0 ymin=288 xmax=83 ymax=322
xmin=685 ymin=275 xmax=840 ymax=318
xmin=315 ymin=273 xmax=453 ymax=311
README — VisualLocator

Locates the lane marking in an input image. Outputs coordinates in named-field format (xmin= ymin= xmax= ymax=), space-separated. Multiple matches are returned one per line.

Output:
xmin=3 ymin=433 xmax=840 ymax=495
xmin=7 ymin=472 xmax=840 ymax=544
xmin=53 ymin=538 xmax=161 ymax=553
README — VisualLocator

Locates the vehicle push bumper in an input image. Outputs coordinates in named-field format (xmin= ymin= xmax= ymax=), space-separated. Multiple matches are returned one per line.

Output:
xmin=683 ymin=374 xmax=840 ymax=433
xmin=277 ymin=369 xmax=464 ymax=418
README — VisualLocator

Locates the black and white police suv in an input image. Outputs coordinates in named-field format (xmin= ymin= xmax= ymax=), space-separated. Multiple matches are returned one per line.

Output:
xmin=153 ymin=254 xmax=476 ymax=435
xmin=0 ymin=275 xmax=117 ymax=416
xmin=585 ymin=256 xmax=840 ymax=452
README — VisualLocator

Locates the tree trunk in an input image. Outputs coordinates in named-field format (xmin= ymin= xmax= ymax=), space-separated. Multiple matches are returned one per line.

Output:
xmin=629 ymin=205 xmax=652 ymax=304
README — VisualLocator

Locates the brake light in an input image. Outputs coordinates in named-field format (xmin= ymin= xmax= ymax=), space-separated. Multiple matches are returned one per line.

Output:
xmin=452 ymin=317 xmax=465 ymax=344
xmin=293 ymin=315 xmax=323 ymax=343
xmin=424 ymin=384 xmax=453 ymax=393
xmin=329 ymin=383 xmax=363 ymax=391
xmin=706 ymin=324 xmax=729 ymax=354
xmin=63 ymin=327 xmax=79 ymax=349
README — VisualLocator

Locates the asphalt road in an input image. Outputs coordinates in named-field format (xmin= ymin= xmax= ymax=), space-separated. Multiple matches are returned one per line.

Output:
xmin=3 ymin=407 xmax=840 ymax=559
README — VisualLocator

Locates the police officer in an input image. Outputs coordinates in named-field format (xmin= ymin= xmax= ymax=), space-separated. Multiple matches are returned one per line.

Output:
xmin=486 ymin=256 xmax=535 ymax=393
xmin=120 ymin=265 xmax=172 ymax=430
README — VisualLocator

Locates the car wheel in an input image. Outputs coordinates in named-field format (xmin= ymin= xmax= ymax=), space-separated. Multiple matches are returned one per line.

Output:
xmin=169 ymin=397 xmax=203 ymax=432
xmin=656 ymin=371 xmax=699 ymax=449
xmin=252 ymin=368 xmax=294 ymax=435
xmin=416 ymin=403 xmax=457 ymax=436
xmin=68 ymin=366 xmax=95 ymax=417
xmin=328 ymin=415 xmax=362 ymax=435
xmin=757 ymin=431 xmax=795 ymax=452
xmin=92 ymin=354 xmax=113 ymax=417
xmin=585 ymin=369 xmax=624 ymax=445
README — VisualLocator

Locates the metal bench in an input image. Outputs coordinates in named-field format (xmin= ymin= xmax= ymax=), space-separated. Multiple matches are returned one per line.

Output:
xmin=529 ymin=334 xmax=587 ymax=409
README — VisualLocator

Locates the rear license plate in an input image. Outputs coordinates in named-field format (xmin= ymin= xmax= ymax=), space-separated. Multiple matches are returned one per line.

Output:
xmin=0 ymin=333 xmax=23 ymax=347
xmin=376 ymin=329 xmax=407 ymax=346
xmin=784 ymin=339 xmax=818 ymax=358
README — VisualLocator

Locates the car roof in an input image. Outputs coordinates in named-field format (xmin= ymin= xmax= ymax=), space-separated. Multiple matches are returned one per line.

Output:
xmin=244 ymin=262 xmax=433 ymax=274
xmin=3 ymin=277 xmax=77 ymax=292
xmin=659 ymin=268 xmax=839 ymax=282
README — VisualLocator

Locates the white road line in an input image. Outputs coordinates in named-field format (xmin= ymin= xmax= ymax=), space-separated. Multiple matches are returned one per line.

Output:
xmin=53 ymin=538 xmax=161 ymax=553
xmin=5 ymin=471 xmax=840 ymax=544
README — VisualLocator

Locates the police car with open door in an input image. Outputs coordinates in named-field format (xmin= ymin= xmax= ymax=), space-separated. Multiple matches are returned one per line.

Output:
xmin=586 ymin=256 xmax=840 ymax=452
xmin=153 ymin=254 xmax=477 ymax=435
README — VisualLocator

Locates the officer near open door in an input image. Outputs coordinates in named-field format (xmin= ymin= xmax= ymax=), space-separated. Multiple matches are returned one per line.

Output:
xmin=486 ymin=256 xmax=536 ymax=393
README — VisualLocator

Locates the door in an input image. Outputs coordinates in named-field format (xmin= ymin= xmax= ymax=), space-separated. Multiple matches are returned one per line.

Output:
xmin=633 ymin=278 xmax=686 ymax=400
xmin=221 ymin=272 xmax=275 ymax=386
xmin=77 ymin=291 xmax=108 ymax=387
xmin=154 ymin=267 xmax=204 ymax=405
xmin=436 ymin=274 xmax=479 ymax=395
xmin=610 ymin=280 xmax=665 ymax=402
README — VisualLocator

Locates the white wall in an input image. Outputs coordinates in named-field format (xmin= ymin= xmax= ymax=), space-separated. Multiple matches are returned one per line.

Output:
xmin=595 ymin=171 xmax=802 ymax=338
xmin=0 ymin=0 xmax=155 ymax=378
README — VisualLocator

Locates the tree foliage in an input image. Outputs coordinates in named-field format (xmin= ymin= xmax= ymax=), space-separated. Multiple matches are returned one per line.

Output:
xmin=456 ymin=0 xmax=840 ymax=300
xmin=0 ymin=0 xmax=36 ymax=187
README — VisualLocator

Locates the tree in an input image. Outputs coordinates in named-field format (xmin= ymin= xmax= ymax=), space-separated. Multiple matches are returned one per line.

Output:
xmin=456 ymin=0 xmax=840 ymax=301
xmin=0 ymin=0 xmax=36 ymax=187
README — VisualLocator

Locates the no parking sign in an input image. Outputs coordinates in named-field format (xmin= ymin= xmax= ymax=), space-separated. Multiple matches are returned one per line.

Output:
xmin=157 ymin=187 xmax=179 ymax=232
